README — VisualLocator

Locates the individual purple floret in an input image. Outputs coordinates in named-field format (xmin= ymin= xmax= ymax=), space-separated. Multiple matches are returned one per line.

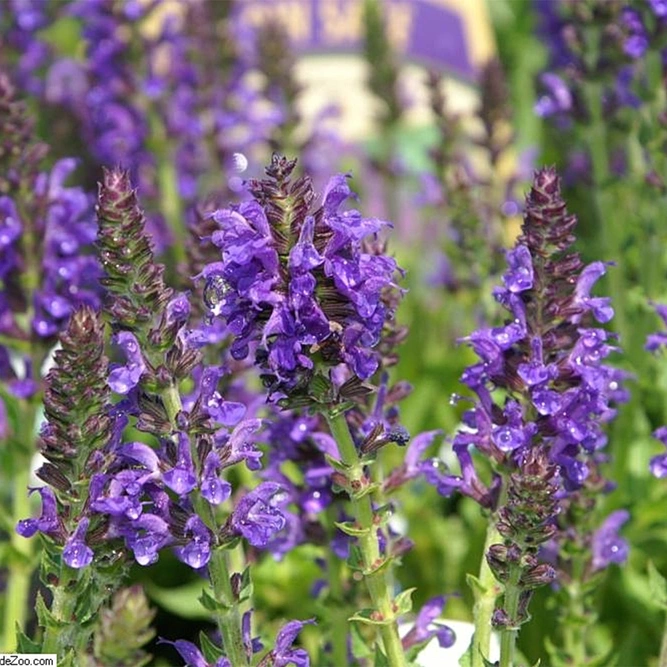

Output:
xmin=591 ymin=510 xmax=630 ymax=572
xmin=646 ymin=304 xmax=667 ymax=353
xmin=229 ymin=482 xmax=287 ymax=548
xmin=162 ymin=617 xmax=312 ymax=667
xmin=16 ymin=487 xmax=61 ymax=539
xmin=621 ymin=8 xmax=649 ymax=59
xmin=107 ymin=331 xmax=146 ymax=394
xmin=62 ymin=518 xmax=94 ymax=569
xmin=159 ymin=639 xmax=231 ymax=667
xmin=401 ymin=596 xmax=456 ymax=651
xmin=534 ymin=72 xmax=573 ymax=119
xmin=261 ymin=619 xmax=315 ymax=667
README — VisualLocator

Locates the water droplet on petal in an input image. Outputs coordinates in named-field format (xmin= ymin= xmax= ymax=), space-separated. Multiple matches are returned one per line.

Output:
xmin=204 ymin=276 xmax=229 ymax=316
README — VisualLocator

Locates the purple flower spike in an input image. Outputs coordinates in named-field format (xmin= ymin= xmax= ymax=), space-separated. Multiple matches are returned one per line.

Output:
xmin=108 ymin=331 xmax=146 ymax=394
xmin=200 ymin=156 xmax=403 ymax=401
xmin=591 ymin=510 xmax=630 ymax=571
xmin=63 ymin=518 xmax=94 ymax=569
xmin=230 ymin=482 xmax=286 ymax=548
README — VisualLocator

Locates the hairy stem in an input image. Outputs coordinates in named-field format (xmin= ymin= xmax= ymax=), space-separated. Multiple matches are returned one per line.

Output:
xmin=325 ymin=412 xmax=406 ymax=667
xmin=471 ymin=522 xmax=502 ymax=667
xmin=498 ymin=563 xmax=522 ymax=667
xmin=208 ymin=547 xmax=249 ymax=667
xmin=41 ymin=564 xmax=87 ymax=656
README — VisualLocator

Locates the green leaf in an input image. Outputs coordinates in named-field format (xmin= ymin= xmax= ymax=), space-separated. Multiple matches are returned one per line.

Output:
xmin=35 ymin=591 xmax=58 ymax=630
xmin=324 ymin=453 xmax=349 ymax=474
xmin=374 ymin=646 xmax=390 ymax=667
xmin=458 ymin=637 xmax=473 ymax=667
xmin=199 ymin=630 xmax=224 ymax=663
xmin=16 ymin=627 xmax=41 ymax=654
xmin=237 ymin=566 xmax=254 ymax=604
xmin=392 ymin=588 xmax=416 ymax=617
xmin=199 ymin=589 xmax=225 ymax=614
xmin=647 ymin=561 xmax=667 ymax=609
xmin=466 ymin=572 xmax=491 ymax=602
xmin=349 ymin=624 xmax=373 ymax=661
xmin=349 ymin=608 xmax=394 ymax=626
xmin=335 ymin=520 xmax=370 ymax=537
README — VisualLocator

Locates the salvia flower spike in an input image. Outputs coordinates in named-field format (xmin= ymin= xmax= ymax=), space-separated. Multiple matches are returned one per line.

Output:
xmin=423 ymin=168 xmax=627 ymax=666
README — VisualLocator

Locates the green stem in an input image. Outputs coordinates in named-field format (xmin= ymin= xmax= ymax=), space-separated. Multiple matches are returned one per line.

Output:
xmin=148 ymin=112 xmax=186 ymax=267
xmin=162 ymin=383 xmax=183 ymax=425
xmin=41 ymin=564 xmax=87 ymax=656
xmin=325 ymin=412 xmax=406 ymax=667
xmin=560 ymin=581 xmax=587 ymax=666
xmin=471 ymin=523 xmax=503 ymax=667
xmin=208 ymin=547 xmax=249 ymax=667
xmin=498 ymin=563 xmax=522 ymax=667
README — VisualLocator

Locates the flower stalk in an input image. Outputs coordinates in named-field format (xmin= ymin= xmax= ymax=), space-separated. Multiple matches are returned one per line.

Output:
xmin=471 ymin=522 xmax=502 ymax=667
xmin=326 ymin=411 xmax=406 ymax=667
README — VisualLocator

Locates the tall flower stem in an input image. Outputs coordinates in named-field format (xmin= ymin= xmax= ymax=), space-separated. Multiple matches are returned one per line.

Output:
xmin=148 ymin=112 xmax=186 ymax=267
xmin=471 ymin=522 xmax=503 ymax=667
xmin=498 ymin=562 xmax=522 ymax=667
xmin=561 ymin=580 xmax=588 ymax=666
xmin=41 ymin=564 xmax=87 ymax=656
xmin=325 ymin=411 xmax=406 ymax=667
xmin=208 ymin=547 xmax=249 ymax=667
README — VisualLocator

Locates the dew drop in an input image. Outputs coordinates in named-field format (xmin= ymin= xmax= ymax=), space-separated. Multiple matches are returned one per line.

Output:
xmin=203 ymin=275 xmax=229 ymax=316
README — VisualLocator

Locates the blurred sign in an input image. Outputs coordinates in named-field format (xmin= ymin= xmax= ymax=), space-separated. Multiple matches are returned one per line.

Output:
xmin=235 ymin=0 xmax=490 ymax=79
xmin=236 ymin=0 xmax=495 ymax=139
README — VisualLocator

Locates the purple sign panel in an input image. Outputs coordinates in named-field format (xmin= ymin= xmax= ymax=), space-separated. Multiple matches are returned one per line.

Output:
xmin=235 ymin=0 xmax=475 ymax=80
